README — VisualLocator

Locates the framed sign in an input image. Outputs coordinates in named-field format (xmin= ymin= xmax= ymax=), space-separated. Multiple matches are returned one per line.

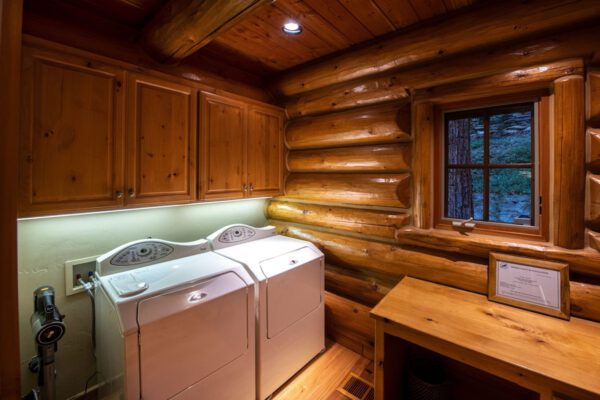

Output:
xmin=488 ymin=252 xmax=570 ymax=320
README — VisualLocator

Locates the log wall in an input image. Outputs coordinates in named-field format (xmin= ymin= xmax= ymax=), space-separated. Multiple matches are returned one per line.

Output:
xmin=268 ymin=13 xmax=600 ymax=359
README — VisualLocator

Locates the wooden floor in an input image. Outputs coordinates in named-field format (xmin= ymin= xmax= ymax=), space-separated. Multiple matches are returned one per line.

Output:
xmin=273 ymin=341 xmax=373 ymax=400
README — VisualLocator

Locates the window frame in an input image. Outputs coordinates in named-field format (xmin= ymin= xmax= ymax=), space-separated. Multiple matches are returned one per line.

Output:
xmin=433 ymin=94 xmax=550 ymax=241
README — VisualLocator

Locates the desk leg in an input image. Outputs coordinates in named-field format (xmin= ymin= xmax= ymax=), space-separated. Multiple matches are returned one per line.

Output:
xmin=375 ymin=319 xmax=385 ymax=400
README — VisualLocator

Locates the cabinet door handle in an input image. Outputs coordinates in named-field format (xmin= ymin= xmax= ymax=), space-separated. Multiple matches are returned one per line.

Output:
xmin=128 ymin=188 xmax=136 ymax=198
xmin=242 ymin=184 xmax=247 ymax=192
xmin=115 ymin=191 xmax=124 ymax=199
xmin=249 ymin=184 xmax=254 ymax=192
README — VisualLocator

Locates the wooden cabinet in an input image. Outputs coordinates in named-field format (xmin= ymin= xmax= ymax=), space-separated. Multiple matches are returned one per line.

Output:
xmin=200 ymin=92 xmax=284 ymax=200
xmin=126 ymin=73 xmax=197 ymax=205
xmin=19 ymin=46 xmax=126 ymax=215
xmin=247 ymin=105 xmax=285 ymax=197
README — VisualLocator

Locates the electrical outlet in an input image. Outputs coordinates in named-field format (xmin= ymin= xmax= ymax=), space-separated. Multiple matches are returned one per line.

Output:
xmin=64 ymin=255 xmax=99 ymax=296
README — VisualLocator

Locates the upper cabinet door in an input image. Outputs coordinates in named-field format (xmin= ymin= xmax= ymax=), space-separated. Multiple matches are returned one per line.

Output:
xmin=126 ymin=74 xmax=197 ymax=205
xmin=247 ymin=106 xmax=285 ymax=197
xmin=200 ymin=92 xmax=247 ymax=200
xmin=19 ymin=47 xmax=125 ymax=216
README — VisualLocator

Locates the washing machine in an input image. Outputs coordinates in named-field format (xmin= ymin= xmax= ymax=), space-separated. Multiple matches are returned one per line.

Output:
xmin=94 ymin=237 xmax=256 ymax=400
xmin=207 ymin=225 xmax=325 ymax=399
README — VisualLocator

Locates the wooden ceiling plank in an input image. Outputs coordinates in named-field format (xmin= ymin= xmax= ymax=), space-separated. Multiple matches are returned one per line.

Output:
xmin=372 ymin=0 xmax=420 ymax=29
xmin=275 ymin=0 xmax=600 ymax=97
xmin=72 ymin=0 xmax=165 ymax=28
xmin=408 ymin=0 xmax=448 ymax=20
xmin=339 ymin=0 xmax=396 ymax=37
xmin=301 ymin=0 xmax=374 ymax=44
xmin=141 ymin=0 xmax=272 ymax=63
xmin=441 ymin=0 xmax=475 ymax=10
xmin=274 ymin=0 xmax=354 ymax=50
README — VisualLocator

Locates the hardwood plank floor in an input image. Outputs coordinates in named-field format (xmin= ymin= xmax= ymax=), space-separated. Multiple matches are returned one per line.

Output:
xmin=273 ymin=341 xmax=373 ymax=400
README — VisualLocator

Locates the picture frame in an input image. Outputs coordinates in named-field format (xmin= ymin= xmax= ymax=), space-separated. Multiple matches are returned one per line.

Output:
xmin=488 ymin=252 xmax=570 ymax=320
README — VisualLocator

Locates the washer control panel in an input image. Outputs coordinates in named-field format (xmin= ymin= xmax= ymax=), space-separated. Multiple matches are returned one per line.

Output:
xmin=110 ymin=242 xmax=174 ymax=266
xmin=208 ymin=224 xmax=276 ymax=250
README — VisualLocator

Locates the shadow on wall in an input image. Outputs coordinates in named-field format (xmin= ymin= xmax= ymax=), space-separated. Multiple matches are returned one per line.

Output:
xmin=17 ymin=199 xmax=268 ymax=399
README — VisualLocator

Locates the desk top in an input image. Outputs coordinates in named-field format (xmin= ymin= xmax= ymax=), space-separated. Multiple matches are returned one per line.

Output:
xmin=371 ymin=277 xmax=600 ymax=398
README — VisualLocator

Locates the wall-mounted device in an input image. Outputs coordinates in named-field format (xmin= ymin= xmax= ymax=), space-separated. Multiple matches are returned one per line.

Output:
xmin=24 ymin=286 xmax=65 ymax=400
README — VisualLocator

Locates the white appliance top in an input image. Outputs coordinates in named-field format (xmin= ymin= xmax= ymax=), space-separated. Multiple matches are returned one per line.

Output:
xmin=96 ymin=237 xmax=254 ymax=335
xmin=207 ymin=224 xmax=276 ymax=250
xmin=207 ymin=225 xmax=324 ymax=282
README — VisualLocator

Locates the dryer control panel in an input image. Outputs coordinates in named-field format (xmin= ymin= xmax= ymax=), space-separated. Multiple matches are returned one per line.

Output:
xmin=208 ymin=225 xmax=276 ymax=250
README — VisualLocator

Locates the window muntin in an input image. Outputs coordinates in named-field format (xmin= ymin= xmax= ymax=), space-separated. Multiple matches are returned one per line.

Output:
xmin=443 ymin=103 xmax=536 ymax=227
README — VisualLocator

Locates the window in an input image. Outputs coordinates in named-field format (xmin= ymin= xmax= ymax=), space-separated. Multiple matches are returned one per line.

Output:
xmin=435 ymin=98 xmax=549 ymax=239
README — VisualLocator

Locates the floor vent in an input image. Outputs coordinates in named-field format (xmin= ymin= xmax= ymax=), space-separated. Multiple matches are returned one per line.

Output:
xmin=337 ymin=372 xmax=374 ymax=400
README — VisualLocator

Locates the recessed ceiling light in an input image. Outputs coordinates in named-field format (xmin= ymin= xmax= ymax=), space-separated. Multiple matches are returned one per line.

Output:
xmin=282 ymin=22 xmax=302 ymax=35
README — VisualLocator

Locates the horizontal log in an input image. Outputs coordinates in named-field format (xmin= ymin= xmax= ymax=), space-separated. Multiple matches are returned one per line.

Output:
xmin=570 ymin=281 xmax=600 ymax=322
xmin=325 ymin=291 xmax=374 ymax=359
xmin=277 ymin=224 xmax=600 ymax=321
xmin=413 ymin=59 xmax=583 ymax=104
xmin=276 ymin=224 xmax=488 ymax=294
xmin=282 ymin=24 xmax=600 ymax=115
xmin=267 ymin=200 xmax=409 ymax=239
xmin=286 ymin=75 xmax=409 ymax=118
xmin=587 ymin=174 xmax=600 ymax=231
xmin=588 ymin=128 xmax=600 ymax=174
xmin=274 ymin=0 xmax=600 ymax=96
xmin=287 ymin=143 xmax=411 ymax=173
xmin=324 ymin=264 xmax=397 ymax=307
xmin=589 ymin=231 xmax=600 ymax=253
xmin=589 ymin=69 xmax=600 ymax=123
xmin=141 ymin=0 xmax=271 ymax=63
xmin=395 ymin=227 xmax=600 ymax=277
xmin=285 ymin=103 xmax=411 ymax=150
xmin=285 ymin=173 xmax=411 ymax=208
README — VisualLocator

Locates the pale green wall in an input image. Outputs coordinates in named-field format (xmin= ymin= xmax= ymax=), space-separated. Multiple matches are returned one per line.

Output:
xmin=18 ymin=199 xmax=268 ymax=399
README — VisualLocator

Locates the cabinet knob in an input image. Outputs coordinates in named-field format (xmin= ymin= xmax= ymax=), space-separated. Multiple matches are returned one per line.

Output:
xmin=242 ymin=184 xmax=247 ymax=192
xmin=128 ymin=188 xmax=136 ymax=198
xmin=115 ymin=191 xmax=124 ymax=199
xmin=249 ymin=184 xmax=254 ymax=192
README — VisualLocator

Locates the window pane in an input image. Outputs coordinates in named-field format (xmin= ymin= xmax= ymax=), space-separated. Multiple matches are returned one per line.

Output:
xmin=446 ymin=168 xmax=483 ymax=220
xmin=489 ymin=168 xmax=532 ymax=225
xmin=489 ymin=110 xmax=532 ymax=164
xmin=447 ymin=117 xmax=484 ymax=164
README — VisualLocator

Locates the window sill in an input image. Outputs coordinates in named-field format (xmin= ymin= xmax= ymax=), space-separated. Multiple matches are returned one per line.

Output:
xmin=434 ymin=220 xmax=548 ymax=242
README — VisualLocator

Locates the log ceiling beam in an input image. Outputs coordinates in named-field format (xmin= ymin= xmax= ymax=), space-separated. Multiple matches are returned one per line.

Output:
xmin=141 ymin=0 xmax=272 ymax=63
xmin=274 ymin=0 xmax=600 ymax=97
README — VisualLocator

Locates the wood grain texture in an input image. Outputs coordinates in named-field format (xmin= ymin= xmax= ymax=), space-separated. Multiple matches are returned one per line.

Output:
xmin=283 ymin=24 xmax=600 ymax=115
xmin=286 ymin=104 xmax=411 ymax=150
xmin=247 ymin=105 xmax=285 ymax=197
xmin=272 ymin=341 xmax=371 ymax=400
xmin=275 ymin=224 xmax=488 ymax=294
xmin=19 ymin=46 xmax=126 ymax=215
xmin=412 ymin=102 xmax=434 ymax=229
xmin=554 ymin=75 xmax=586 ymax=248
xmin=395 ymin=227 xmax=600 ymax=277
xmin=275 ymin=0 xmax=600 ymax=96
xmin=200 ymin=92 xmax=247 ymax=200
xmin=267 ymin=200 xmax=410 ymax=239
xmin=141 ymin=0 xmax=271 ymax=63
xmin=325 ymin=291 xmax=375 ymax=360
xmin=285 ymin=173 xmax=412 ymax=208
xmin=587 ymin=174 xmax=600 ymax=231
xmin=287 ymin=143 xmax=412 ymax=173
xmin=587 ymin=128 xmax=600 ymax=174
xmin=324 ymin=264 xmax=397 ymax=307
xmin=588 ymin=69 xmax=600 ymax=124
xmin=414 ymin=59 xmax=583 ymax=103
xmin=589 ymin=231 xmax=600 ymax=252
xmin=0 ymin=0 xmax=22 ymax=396
xmin=371 ymin=278 xmax=600 ymax=399
xmin=126 ymin=73 xmax=197 ymax=205
xmin=285 ymin=75 xmax=409 ymax=118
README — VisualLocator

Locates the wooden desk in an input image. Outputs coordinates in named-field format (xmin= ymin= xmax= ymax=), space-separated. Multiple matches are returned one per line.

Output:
xmin=370 ymin=277 xmax=600 ymax=400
